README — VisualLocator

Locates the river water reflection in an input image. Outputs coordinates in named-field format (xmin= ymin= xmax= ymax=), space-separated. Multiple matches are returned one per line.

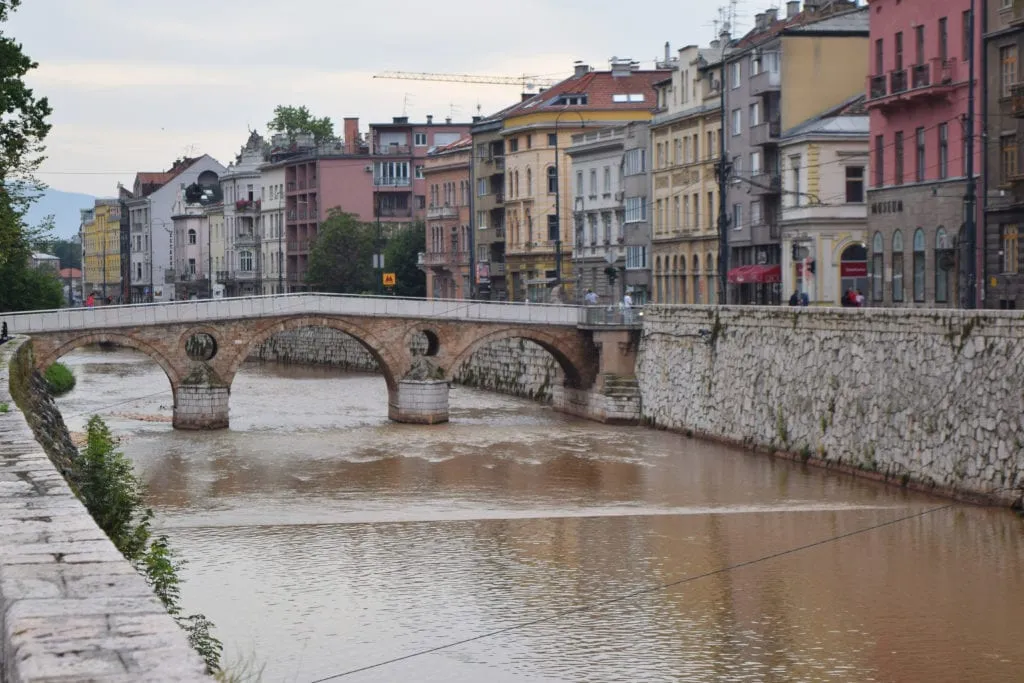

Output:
xmin=56 ymin=347 xmax=1023 ymax=683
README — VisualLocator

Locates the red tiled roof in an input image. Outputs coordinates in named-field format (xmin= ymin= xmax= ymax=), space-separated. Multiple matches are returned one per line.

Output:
xmin=132 ymin=157 xmax=200 ymax=197
xmin=731 ymin=1 xmax=861 ymax=50
xmin=433 ymin=135 xmax=472 ymax=154
xmin=501 ymin=69 xmax=671 ymax=119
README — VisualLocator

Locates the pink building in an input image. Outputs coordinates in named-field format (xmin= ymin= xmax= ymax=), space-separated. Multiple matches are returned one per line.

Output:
xmin=369 ymin=116 xmax=472 ymax=230
xmin=865 ymin=0 xmax=982 ymax=308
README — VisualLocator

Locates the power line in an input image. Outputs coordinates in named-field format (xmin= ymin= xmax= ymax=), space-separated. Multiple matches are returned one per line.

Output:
xmin=308 ymin=503 xmax=954 ymax=682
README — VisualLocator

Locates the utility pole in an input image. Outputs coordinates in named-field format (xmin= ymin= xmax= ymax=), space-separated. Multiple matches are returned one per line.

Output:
xmin=716 ymin=45 xmax=732 ymax=305
xmin=960 ymin=0 xmax=979 ymax=309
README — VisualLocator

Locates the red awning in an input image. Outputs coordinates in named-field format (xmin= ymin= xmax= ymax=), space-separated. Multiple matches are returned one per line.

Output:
xmin=727 ymin=264 xmax=782 ymax=284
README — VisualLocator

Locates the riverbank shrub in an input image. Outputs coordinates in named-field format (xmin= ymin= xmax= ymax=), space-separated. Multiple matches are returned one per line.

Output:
xmin=74 ymin=416 xmax=223 ymax=672
xmin=44 ymin=362 xmax=75 ymax=395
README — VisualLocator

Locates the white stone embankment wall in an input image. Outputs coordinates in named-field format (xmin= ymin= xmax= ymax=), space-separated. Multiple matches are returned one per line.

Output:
xmin=637 ymin=306 xmax=1024 ymax=506
xmin=0 ymin=338 xmax=209 ymax=682
xmin=250 ymin=328 xmax=561 ymax=402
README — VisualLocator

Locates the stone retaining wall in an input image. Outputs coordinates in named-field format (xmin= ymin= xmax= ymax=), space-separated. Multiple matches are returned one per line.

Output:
xmin=249 ymin=328 xmax=561 ymax=402
xmin=637 ymin=306 xmax=1024 ymax=507
xmin=0 ymin=338 xmax=209 ymax=682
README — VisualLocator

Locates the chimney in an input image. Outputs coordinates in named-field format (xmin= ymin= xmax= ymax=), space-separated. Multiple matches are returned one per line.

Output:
xmin=343 ymin=117 xmax=359 ymax=153
xmin=393 ymin=116 xmax=409 ymax=124
xmin=710 ymin=38 xmax=720 ymax=50
xmin=786 ymin=0 xmax=800 ymax=17
xmin=664 ymin=41 xmax=671 ymax=64
xmin=522 ymin=92 xmax=534 ymax=102
xmin=426 ymin=114 xmax=433 ymax=125
xmin=754 ymin=13 xmax=766 ymax=30
xmin=804 ymin=0 xmax=819 ymax=11
xmin=445 ymin=116 xmax=452 ymax=124
xmin=472 ymin=115 xmax=482 ymax=123
xmin=574 ymin=61 xmax=590 ymax=77
xmin=765 ymin=7 xmax=778 ymax=23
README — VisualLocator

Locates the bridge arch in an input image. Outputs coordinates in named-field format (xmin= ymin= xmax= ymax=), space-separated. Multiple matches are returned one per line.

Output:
xmin=443 ymin=327 xmax=593 ymax=390
xmin=227 ymin=315 xmax=404 ymax=390
xmin=33 ymin=332 xmax=182 ymax=388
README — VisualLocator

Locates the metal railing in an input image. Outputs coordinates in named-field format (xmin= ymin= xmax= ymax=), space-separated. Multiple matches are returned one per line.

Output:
xmin=579 ymin=306 xmax=644 ymax=327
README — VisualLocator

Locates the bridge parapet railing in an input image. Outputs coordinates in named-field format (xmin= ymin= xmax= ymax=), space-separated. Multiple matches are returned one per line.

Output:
xmin=578 ymin=306 xmax=645 ymax=328
xmin=0 ymin=293 xmax=587 ymax=333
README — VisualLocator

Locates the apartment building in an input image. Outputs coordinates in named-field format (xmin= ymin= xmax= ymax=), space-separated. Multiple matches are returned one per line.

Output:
xmin=260 ymin=163 xmax=286 ymax=294
xmin=650 ymin=38 xmax=733 ymax=305
xmin=500 ymin=58 xmax=668 ymax=302
xmin=423 ymin=137 xmax=473 ymax=299
xmin=724 ymin=0 xmax=866 ymax=305
xmin=866 ymin=0 xmax=981 ymax=307
xmin=778 ymin=95 xmax=869 ymax=305
xmin=984 ymin=0 xmax=1024 ymax=308
xmin=81 ymin=199 xmax=122 ymax=300
xmin=470 ymin=110 xmax=514 ymax=300
xmin=219 ymin=132 xmax=267 ymax=297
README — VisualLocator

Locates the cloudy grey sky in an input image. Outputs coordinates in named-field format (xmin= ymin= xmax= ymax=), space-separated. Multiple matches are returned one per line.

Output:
xmin=9 ymin=0 xmax=745 ymax=196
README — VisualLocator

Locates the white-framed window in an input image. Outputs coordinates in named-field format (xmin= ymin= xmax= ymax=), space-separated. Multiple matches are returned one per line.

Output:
xmin=624 ymin=148 xmax=646 ymax=175
xmin=749 ymin=102 xmax=761 ymax=127
xmin=414 ymin=132 xmax=427 ymax=146
xmin=731 ymin=61 xmax=741 ymax=88
xmin=625 ymin=196 xmax=647 ymax=223
xmin=576 ymin=171 xmax=584 ymax=197
xmin=477 ymin=178 xmax=488 ymax=196
xmin=731 ymin=109 xmax=742 ymax=135
xmin=626 ymin=245 xmax=648 ymax=270
xmin=732 ymin=203 xmax=742 ymax=230
xmin=239 ymin=250 xmax=254 ymax=271
xmin=415 ymin=165 xmax=424 ymax=179
xmin=589 ymin=169 xmax=598 ymax=197
xmin=603 ymin=167 xmax=612 ymax=195
xmin=188 ymin=229 xmax=197 ymax=244
xmin=750 ymin=200 xmax=762 ymax=225
xmin=750 ymin=151 xmax=762 ymax=175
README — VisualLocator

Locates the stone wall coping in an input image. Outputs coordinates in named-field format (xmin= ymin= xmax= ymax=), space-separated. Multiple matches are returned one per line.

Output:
xmin=0 ymin=293 xmax=582 ymax=335
xmin=0 ymin=338 xmax=210 ymax=682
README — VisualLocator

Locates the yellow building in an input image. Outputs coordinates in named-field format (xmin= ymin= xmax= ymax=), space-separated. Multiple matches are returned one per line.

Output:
xmin=650 ymin=41 xmax=731 ymax=304
xmin=500 ymin=59 xmax=669 ymax=302
xmin=81 ymin=199 xmax=122 ymax=299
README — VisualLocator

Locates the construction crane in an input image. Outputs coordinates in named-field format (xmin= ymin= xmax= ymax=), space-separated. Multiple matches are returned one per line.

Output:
xmin=374 ymin=71 xmax=561 ymax=91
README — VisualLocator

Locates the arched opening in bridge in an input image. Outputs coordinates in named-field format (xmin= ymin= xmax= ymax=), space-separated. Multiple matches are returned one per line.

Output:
xmin=449 ymin=336 xmax=572 ymax=404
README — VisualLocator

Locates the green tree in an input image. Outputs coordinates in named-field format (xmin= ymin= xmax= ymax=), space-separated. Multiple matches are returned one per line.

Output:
xmin=267 ymin=105 xmax=334 ymax=144
xmin=383 ymin=222 xmax=427 ymax=298
xmin=32 ymin=237 xmax=81 ymax=269
xmin=306 ymin=210 xmax=374 ymax=293
xmin=0 ymin=1 xmax=51 ymax=180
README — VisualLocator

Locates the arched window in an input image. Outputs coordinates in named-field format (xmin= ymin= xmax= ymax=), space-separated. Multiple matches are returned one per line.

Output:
xmin=935 ymin=226 xmax=954 ymax=304
xmin=840 ymin=243 xmax=869 ymax=304
xmin=526 ymin=168 xmax=533 ymax=196
xmin=871 ymin=232 xmax=884 ymax=301
xmin=547 ymin=166 xmax=558 ymax=194
xmin=892 ymin=230 xmax=905 ymax=303
xmin=913 ymin=228 xmax=926 ymax=302
xmin=677 ymin=255 xmax=687 ymax=304
xmin=706 ymin=253 xmax=716 ymax=305
xmin=188 ymin=228 xmax=197 ymax=245
xmin=692 ymin=254 xmax=702 ymax=304
xmin=514 ymin=171 xmax=519 ymax=197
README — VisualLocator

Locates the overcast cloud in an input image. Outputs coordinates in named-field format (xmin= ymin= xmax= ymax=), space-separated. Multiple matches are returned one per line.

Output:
xmin=8 ymin=0 xmax=740 ymax=196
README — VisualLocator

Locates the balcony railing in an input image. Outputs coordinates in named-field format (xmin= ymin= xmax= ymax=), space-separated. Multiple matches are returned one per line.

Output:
xmin=494 ymin=191 xmax=504 ymax=204
xmin=286 ymin=240 xmax=311 ymax=253
xmin=378 ymin=206 xmax=413 ymax=218
xmin=579 ymin=306 xmax=643 ymax=328
xmin=374 ymin=177 xmax=412 ymax=187
xmin=750 ymin=119 xmax=781 ymax=147
xmin=235 ymin=199 xmax=261 ymax=213
xmin=750 ymin=68 xmax=780 ymax=96
xmin=421 ymin=251 xmax=471 ymax=268
xmin=868 ymin=59 xmax=960 ymax=111
xmin=868 ymin=74 xmax=887 ymax=100
xmin=235 ymin=231 xmax=259 ymax=245
xmin=374 ymin=144 xmax=411 ymax=155
xmin=426 ymin=205 xmax=459 ymax=220
xmin=890 ymin=68 xmax=908 ymax=94
xmin=749 ymin=171 xmax=781 ymax=195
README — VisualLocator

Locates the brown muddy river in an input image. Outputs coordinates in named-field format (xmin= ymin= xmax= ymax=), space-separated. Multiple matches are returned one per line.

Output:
xmin=56 ymin=346 xmax=1023 ymax=683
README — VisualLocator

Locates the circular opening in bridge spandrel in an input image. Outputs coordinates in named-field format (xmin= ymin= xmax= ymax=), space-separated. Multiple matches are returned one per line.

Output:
xmin=410 ymin=330 xmax=440 ymax=357
xmin=185 ymin=333 xmax=218 ymax=361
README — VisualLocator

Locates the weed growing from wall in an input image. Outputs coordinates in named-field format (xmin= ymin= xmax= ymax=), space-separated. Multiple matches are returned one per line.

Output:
xmin=74 ymin=416 xmax=223 ymax=672
xmin=43 ymin=362 xmax=75 ymax=396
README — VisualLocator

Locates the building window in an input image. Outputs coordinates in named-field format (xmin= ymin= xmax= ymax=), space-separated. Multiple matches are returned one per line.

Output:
xmin=731 ymin=61 xmax=741 ymax=88
xmin=731 ymin=109 xmax=742 ymax=136
xmin=871 ymin=232 xmax=884 ymax=301
xmin=875 ymin=38 xmax=884 ymax=75
xmin=935 ymin=227 xmax=954 ymax=303
xmin=1001 ymin=45 xmax=1018 ymax=97
xmin=414 ymin=132 xmax=427 ymax=146
xmin=589 ymin=169 xmax=597 ymax=197
xmin=895 ymin=31 xmax=904 ymax=69
xmin=892 ymin=230 xmax=905 ymax=302
xmin=845 ymin=166 xmax=865 ymax=203
xmin=938 ymin=124 xmax=948 ymax=179
xmin=1003 ymin=224 xmax=1019 ymax=273
xmin=575 ymin=171 xmax=583 ymax=197
xmin=239 ymin=250 xmax=254 ymax=272
xmin=1002 ymin=135 xmax=1018 ymax=184
xmin=187 ymin=229 xmax=197 ymax=244
xmin=415 ymin=165 xmax=425 ymax=179
xmin=749 ymin=101 xmax=760 ymax=127
xmin=601 ymin=212 xmax=612 ymax=242
xmin=547 ymin=166 xmax=558 ymax=194
xmin=915 ymin=127 xmax=926 ymax=182
xmin=626 ymin=245 xmax=647 ymax=270
xmin=894 ymin=131 xmax=904 ymax=185
xmin=963 ymin=10 xmax=971 ymax=61
xmin=875 ymin=135 xmax=885 ymax=187
xmin=188 ymin=258 xmax=196 ymax=275
xmin=624 ymin=148 xmax=646 ymax=175
xmin=547 ymin=214 xmax=558 ymax=242
xmin=624 ymin=197 xmax=647 ymax=223
xmin=477 ymin=178 xmax=488 ymax=196
xmin=732 ymin=203 xmax=742 ymax=230
xmin=603 ymin=166 xmax=611 ymax=195
xmin=750 ymin=150 xmax=761 ymax=175
xmin=938 ymin=17 xmax=948 ymax=61
xmin=547 ymin=133 xmax=557 ymax=147
xmin=526 ymin=168 xmax=533 ymax=196
xmin=913 ymin=228 xmax=926 ymax=302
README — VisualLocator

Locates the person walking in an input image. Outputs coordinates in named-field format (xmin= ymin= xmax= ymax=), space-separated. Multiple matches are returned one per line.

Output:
xmin=622 ymin=291 xmax=634 ymax=323
xmin=789 ymin=290 xmax=801 ymax=306
xmin=584 ymin=288 xmax=599 ymax=305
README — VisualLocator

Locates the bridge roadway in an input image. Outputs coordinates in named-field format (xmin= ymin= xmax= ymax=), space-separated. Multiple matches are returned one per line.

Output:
xmin=2 ymin=293 xmax=642 ymax=428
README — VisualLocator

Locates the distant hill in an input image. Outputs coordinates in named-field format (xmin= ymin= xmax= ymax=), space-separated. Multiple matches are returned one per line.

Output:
xmin=23 ymin=188 xmax=98 ymax=239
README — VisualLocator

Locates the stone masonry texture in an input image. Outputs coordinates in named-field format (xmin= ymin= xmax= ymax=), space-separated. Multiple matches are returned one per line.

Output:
xmin=1 ymin=338 xmax=210 ymax=682
xmin=637 ymin=306 xmax=1024 ymax=506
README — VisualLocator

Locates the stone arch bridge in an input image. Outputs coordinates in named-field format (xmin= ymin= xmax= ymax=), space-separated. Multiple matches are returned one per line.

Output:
xmin=5 ymin=294 xmax=641 ymax=428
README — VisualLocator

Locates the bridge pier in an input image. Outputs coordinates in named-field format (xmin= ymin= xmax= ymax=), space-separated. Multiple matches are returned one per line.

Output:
xmin=172 ymin=364 xmax=230 ymax=430
xmin=552 ymin=328 xmax=642 ymax=425
xmin=388 ymin=380 xmax=450 ymax=425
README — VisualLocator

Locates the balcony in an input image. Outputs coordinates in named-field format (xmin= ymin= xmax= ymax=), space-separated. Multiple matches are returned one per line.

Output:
xmin=235 ymin=199 xmax=260 ymax=213
xmin=750 ymin=69 xmax=780 ymax=96
xmin=374 ymin=177 xmax=412 ymax=188
xmin=374 ymin=144 xmax=411 ymax=156
xmin=215 ymin=270 xmax=231 ymax=283
xmin=1012 ymin=83 xmax=1024 ymax=118
xmin=494 ymin=191 xmax=504 ymax=204
xmin=491 ymin=262 xmax=506 ymax=277
xmin=749 ymin=171 xmax=781 ymax=195
xmin=287 ymin=240 xmax=311 ymax=254
xmin=421 ymin=251 xmax=470 ymax=268
xmin=164 ymin=270 xmax=176 ymax=284
xmin=235 ymin=231 xmax=259 ymax=247
xmin=750 ymin=119 xmax=781 ymax=147
xmin=426 ymin=205 xmax=459 ymax=220
xmin=867 ymin=59 xmax=962 ymax=112
xmin=378 ymin=206 xmax=413 ymax=218
xmin=1011 ymin=0 xmax=1024 ymax=27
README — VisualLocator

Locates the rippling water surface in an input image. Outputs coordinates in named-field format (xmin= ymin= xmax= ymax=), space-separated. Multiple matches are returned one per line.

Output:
xmin=57 ymin=347 xmax=1024 ymax=683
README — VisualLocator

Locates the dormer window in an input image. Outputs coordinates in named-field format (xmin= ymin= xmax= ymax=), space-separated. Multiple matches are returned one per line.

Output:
xmin=555 ymin=94 xmax=588 ymax=106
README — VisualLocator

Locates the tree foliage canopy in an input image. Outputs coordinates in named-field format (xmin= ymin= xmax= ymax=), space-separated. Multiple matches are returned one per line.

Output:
xmin=383 ymin=222 xmax=426 ymax=298
xmin=305 ymin=210 xmax=375 ymax=293
xmin=267 ymin=105 xmax=334 ymax=144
